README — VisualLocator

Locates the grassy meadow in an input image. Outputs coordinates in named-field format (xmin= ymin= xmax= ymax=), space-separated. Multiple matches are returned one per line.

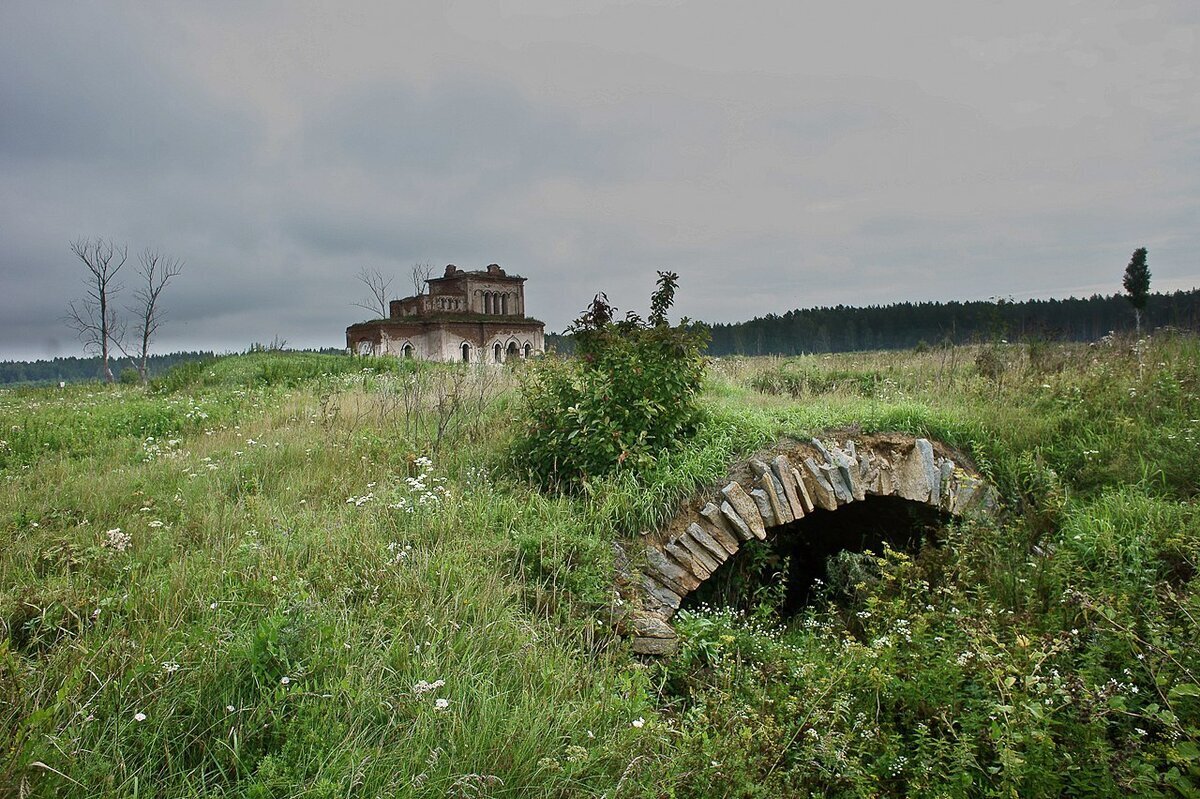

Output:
xmin=3 ymin=335 xmax=1200 ymax=797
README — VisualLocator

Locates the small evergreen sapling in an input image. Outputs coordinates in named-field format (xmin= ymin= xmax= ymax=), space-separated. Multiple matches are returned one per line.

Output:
xmin=1123 ymin=247 xmax=1150 ymax=334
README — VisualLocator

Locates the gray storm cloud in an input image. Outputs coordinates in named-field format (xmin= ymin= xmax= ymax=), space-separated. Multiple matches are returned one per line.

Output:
xmin=1 ymin=1 xmax=1197 ymax=359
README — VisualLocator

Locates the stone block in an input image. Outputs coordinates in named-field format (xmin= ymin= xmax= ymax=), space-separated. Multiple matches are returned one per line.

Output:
xmin=771 ymin=455 xmax=805 ymax=519
xmin=675 ymin=533 xmax=722 ymax=573
xmin=751 ymin=460 xmax=793 ymax=523
xmin=665 ymin=540 xmax=712 ymax=579
xmin=750 ymin=488 xmax=776 ymax=527
xmin=632 ymin=635 xmax=678 ymax=655
xmin=720 ymin=500 xmax=756 ymax=540
xmin=640 ymin=575 xmax=682 ymax=611
xmin=939 ymin=460 xmax=955 ymax=507
xmin=626 ymin=611 xmax=674 ymax=638
xmin=791 ymin=467 xmax=815 ymax=513
xmin=895 ymin=439 xmax=938 ymax=503
xmin=721 ymin=482 xmax=766 ymax=539
xmin=802 ymin=458 xmax=839 ymax=511
xmin=644 ymin=546 xmax=699 ymax=592
xmin=822 ymin=463 xmax=854 ymax=504
xmin=697 ymin=506 xmax=740 ymax=554
xmin=830 ymin=445 xmax=864 ymax=501
xmin=687 ymin=522 xmax=729 ymax=564
xmin=699 ymin=502 xmax=738 ymax=545
xmin=759 ymin=474 xmax=791 ymax=525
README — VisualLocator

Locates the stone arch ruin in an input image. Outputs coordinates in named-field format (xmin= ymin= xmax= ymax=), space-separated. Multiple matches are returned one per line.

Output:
xmin=616 ymin=433 xmax=998 ymax=655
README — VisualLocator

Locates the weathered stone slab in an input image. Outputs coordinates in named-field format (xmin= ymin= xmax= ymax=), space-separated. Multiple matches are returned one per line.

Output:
xmin=665 ymin=540 xmax=712 ymax=579
xmin=720 ymin=500 xmax=755 ymax=540
xmin=674 ymin=533 xmax=722 ymax=574
xmin=632 ymin=635 xmax=678 ymax=655
xmin=791 ymin=467 xmax=815 ymax=513
xmin=822 ymin=463 xmax=854 ymax=504
xmin=759 ymin=474 xmax=790 ymax=525
xmin=939 ymin=460 xmax=955 ymax=507
xmin=641 ymin=575 xmax=681 ymax=611
xmin=802 ymin=458 xmax=839 ymax=511
xmin=876 ymin=461 xmax=897 ymax=495
xmin=687 ymin=523 xmax=729 ymax=564
xmin=626 ymin=612 xmax=674 ymax=638
xmin=751 ymin=460 xmax=793 ymax=523
xmin=722 ymin=482 xmax=766 ymax=539
xmin=895 ymin=439 xmax=937 ymax=503
xmin=644 ymin=546 xmax=699 ymax=592
xmin=951 ymin=474 xmax=992 ymax=516
xmin=830 ymin=445 xmax=865 ymax=501
xmin=771 ymin=455 xmax=805 ymax=519
xmin=700 ymin=501 xmax=734 ymax=537
xmin=699 ymin=502 xmax=739 ymax=551
xmin=750 ymin=488 xmax=776 ymax=527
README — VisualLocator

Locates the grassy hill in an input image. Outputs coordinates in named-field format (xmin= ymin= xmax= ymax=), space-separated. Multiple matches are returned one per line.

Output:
xmin=3 ymin=337 xmax=1199 ymax=797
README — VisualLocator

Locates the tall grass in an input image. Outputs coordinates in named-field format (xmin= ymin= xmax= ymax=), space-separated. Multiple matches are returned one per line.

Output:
xmin=3 ymin=333 xmax=1199 ymax=796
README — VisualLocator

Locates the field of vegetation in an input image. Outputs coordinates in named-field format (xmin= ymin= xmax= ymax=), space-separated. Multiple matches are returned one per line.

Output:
xmin=3 ymin=333 xmax=1199 ymax=797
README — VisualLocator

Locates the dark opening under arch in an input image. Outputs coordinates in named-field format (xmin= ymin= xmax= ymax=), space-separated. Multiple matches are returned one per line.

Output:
xmin=683 ymin=495 xmax=952 ymax=616
xmin=461 ymin=342 xmax=471 ymax=362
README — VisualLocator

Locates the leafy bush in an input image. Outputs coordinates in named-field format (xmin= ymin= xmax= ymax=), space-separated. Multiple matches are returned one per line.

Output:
xmin=513 ymin=272 xmax=708 ymax=489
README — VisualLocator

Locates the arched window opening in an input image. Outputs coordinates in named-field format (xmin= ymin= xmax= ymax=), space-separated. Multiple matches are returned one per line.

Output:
xmin=461 ymin=342 xmax=471 ymax=362
xmin=506 ymin=341 xmax=518 ymax=359
xmin=501 ymin=294 xmax=509 ymax=315
xmin=524 ymin=343 xmax=532 ymax=358
xmin=683 ymin=496 xmax=951 ymax=618
xmin=403 ymin=344 xmax=414 ymax=359
xmin=493 ymin=342 xmax=503 ymax=363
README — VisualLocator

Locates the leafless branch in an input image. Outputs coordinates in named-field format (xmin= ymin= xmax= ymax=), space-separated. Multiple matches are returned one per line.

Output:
xmin=353 ymin=267 xmax=393 ymax=318
xmin=411 ymin=262 xmax=433 ymax=296
xmin=64 ymin=237 xmax=127 ymax=382
xmin=126 ymin=249 xmax=184 ymax=381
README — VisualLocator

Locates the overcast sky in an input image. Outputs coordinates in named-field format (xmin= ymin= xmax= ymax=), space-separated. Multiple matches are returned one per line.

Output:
xmin=2 ymin=1 xmax=1197 ymax=360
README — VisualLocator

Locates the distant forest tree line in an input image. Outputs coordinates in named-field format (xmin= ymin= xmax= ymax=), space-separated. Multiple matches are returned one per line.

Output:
xmin=0 ymin=352 xmax=217 ymax=386
xmin=0 ymin=348 xmax=349 ymax=386
xmin=547 ymin=289 xmax=1200 ymax=356
xmin=6 ymin=290 xmax=1197 ymax=384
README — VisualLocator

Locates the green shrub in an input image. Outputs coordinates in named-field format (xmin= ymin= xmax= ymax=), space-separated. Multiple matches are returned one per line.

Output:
xmin=512 ymin=272 xmax=708 ymax=489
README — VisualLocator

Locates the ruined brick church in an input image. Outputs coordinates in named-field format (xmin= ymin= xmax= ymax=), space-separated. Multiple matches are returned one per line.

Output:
xmin=346 ymin=264 xmax=545 ymax=363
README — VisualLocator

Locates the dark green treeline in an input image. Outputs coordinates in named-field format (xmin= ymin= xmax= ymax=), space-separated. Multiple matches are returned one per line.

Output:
xmin=704 ymin=290 xmax=1200 ymax=356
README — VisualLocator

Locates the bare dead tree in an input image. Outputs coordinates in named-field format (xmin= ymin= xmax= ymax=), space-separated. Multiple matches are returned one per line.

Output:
xmin=411 ymin=262 xmax=434 ymax=296
xmin=354 ymin=267 xmax=393 ymax=318
xmin=65 ymin=237 xmax=127 ymax=383
xmin=122 ymin=249 xmax=184 ymax=382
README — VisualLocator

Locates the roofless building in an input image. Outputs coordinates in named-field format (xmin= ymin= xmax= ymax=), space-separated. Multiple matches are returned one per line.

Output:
xmin=346 ymin=264 xmax=545 ymax=363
